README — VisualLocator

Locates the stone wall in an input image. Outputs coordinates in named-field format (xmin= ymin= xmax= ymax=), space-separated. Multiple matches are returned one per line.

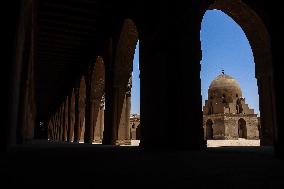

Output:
xmin=130 ymin=115 xmax=140 ymax=140
xmin=224 ymin=116 xmax=238 ymax=139
xmin=204 ymin=114 xmax=259 ymax=140
xmin=245 ymin=116 xmax=259 ymax=139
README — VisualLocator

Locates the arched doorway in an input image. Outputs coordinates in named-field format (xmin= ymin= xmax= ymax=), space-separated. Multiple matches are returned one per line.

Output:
xmin=238 ymin=118 xmax=247 ymax=138
xmin=206 ymin=119 xmax=214 ymax=139
xmin=111 ymin=18 xmax=139 ymax=145
xmin=202 ymin=0 xmax=276 ymax=146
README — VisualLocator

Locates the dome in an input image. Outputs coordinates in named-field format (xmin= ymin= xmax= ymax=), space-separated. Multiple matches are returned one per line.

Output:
xmin=208 ymin=73 xmax=242 ymax=101
xmin=209 ymin=74 xmax=241 ymax=91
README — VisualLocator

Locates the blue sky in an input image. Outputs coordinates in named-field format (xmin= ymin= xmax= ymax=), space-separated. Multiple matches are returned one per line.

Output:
xmin=131 ymin=41 xmax=140 ymax=114
xmin=131 ymin=10 xmax=259 ymax=115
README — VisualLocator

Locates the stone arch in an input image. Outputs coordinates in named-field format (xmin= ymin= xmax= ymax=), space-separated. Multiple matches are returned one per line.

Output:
xmin=204 ymin=0 xmax=276 ymax=145
xmin=112 ymin=18 xmax=139 ymax=145
xmin=206 ymin=119 xmax=214 ymax=139
xmin=79 ymin=76 xmax=86 ymax=143
xmin=91 ymin=56 xmax=105 ymax=143
xmin=113 ymin=19 xmax=139 ymax=86
xmin=238 ymin=118 xmax=247 ymax=138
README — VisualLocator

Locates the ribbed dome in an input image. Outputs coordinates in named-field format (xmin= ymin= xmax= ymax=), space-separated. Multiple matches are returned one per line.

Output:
xmin=208 ymin=73 xmax=242 ymax=101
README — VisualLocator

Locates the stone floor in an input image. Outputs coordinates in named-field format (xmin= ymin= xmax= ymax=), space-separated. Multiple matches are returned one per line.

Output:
xmin=207 ymin=138 xmax=260 ymax=147
xmin=122 ymin=139 xmax=260 ymax=147
xmin=1 ymin=142 xmax=284 ymax=188
xmin=51 ymin=139 xmax=260 ymax=147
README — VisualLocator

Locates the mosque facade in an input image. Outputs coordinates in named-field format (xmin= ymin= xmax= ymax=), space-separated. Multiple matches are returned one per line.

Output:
xmin=203 ymin=72 xmax=260 ymax=140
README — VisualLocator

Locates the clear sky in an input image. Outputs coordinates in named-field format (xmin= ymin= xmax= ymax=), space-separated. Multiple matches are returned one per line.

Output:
xmin=131 ymin=10 xmax=259 ymax=115
xmin=131 ymin=41 xmax=140 ymax=114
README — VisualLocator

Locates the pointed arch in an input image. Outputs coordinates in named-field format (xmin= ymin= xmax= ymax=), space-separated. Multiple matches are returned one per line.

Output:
xmin=111 ymin=18 xmax=139 ymax=145
xmin=204 ymin=0 xmax=276 ymax=145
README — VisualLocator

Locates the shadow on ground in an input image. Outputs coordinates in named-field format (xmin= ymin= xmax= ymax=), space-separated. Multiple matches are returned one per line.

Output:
xmin=1 ymin=142 xmax=283 ymax=188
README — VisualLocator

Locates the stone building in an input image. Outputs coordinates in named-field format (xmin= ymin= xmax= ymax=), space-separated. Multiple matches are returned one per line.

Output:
xmin=130 ymin=114 xmax=141 ymax=140
xmin=203 ymin=72 xmax=259 ymax=140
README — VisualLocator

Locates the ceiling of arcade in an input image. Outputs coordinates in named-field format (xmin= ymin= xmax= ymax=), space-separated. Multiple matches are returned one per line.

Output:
xmin=36 ymin=0 xmax=117 ymax=120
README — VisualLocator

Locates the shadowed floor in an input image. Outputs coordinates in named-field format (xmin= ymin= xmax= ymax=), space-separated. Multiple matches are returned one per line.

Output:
xmin=1 ymin=142 xmax=284 ymax=188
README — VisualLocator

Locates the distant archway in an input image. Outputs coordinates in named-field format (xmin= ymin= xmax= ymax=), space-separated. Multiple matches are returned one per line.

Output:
xmin=204 ymin=0 xmax=276 ymax=145
xmin=112 ymin=18 xmax=139 ymax=145
xmin=206 ymin=119 xmax=214 ymax=139
xmin=238 ymin=118 xmax=247 ymax=138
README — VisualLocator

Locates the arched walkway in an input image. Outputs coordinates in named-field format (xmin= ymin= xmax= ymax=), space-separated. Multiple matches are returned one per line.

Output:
xmin=111 ymin=18 xmax=139 ymax=145
xmin=204 ymin=0 xmax=275 ymax=145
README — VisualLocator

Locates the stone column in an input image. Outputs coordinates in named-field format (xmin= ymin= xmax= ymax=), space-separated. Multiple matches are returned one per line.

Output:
xmin=59 ymin=104 xmax=63 ymax=141
xmin=67 ymin=91 xmax=75 ymax=142
xmin=89 ymin=56 xmax=105 ymax=144
xmin=58 ymin=107 xmax=61 ymax=141
xmin=91 ymin=66 xmax=105 ymax=143
xmin=52 ymin=115 xmax=55 ymax=140
xmin=47 ymin=120 xmax=51 ymax=140
xmin=53 ymin=118 xmax=56 ymax=140
xmin=94 ymin=97 xmax=105 ymax=143
xmin=57 ymin=107 xmax=61 ymax=141
xmin=78 ymin=77 xmax=86 ymax=143
xmin=269 ymin=20 xmax=284 ymax=157
xmin=63 ymin=97 xmax=69 ymax=142
xmin=124 ymin=86 xmax=131 ymax=143
xmin=273 ymin=49 xmax=284 ymax=158
xmin=102 ymin=38 xmax=114 ymax=145
xmin=179 ymin=2 xmax=207 ymax=149
xmin=55 ymin=112 xmax=59 ymax=140
xmin=61 ymin=103 xmax=65 ymax=141
xmin=79 ymin=120 xmax=85 ymax=143
xmin=54 ymin=114 xmax=57 ymax=140
xmin=57 ymin=109 xmax=59 ymax=140
xmin=84 ymin=75 xmax=93 ymax=144
xmin=101 ymin=103 xmax=105 ymax=140
xmin=58 ymin=108 xmax=62 ymax=141
xmin=73 ymin=86 xmax=80 ymax=142
xmin=112 ymin=85 xmax=129 ymax=145
xmin=51 ymin=121 xmax=54 ymax=140
xmin=50 ymin=119 xmax=54 ymax=140
xmin=111 ymin=86 xmax=119 ymax=144
xmin=139 ymin=1 xmax=206 ymax=150
xmin=116 ymin=78 xmax=131 ymax=145
xmin=258 ymin=75 xmax=276 ymax=145
xmin=56 ymin=111 xmax=60 ymax=141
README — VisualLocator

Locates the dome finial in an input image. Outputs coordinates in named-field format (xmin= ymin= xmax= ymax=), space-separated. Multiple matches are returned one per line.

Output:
xmin=222 ymin=69 xmax=225 ymax=75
